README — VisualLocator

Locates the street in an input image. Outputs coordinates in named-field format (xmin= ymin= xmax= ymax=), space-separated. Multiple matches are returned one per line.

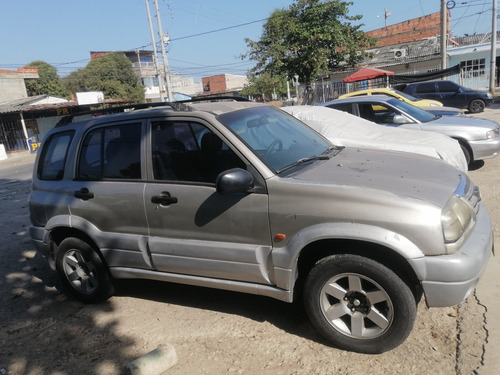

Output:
xmin=0 ymin=108 xmax=499 ymax=374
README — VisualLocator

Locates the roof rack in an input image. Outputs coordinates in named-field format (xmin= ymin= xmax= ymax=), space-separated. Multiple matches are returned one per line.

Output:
xmin=55 ymin=96 xmax=250 ymax=127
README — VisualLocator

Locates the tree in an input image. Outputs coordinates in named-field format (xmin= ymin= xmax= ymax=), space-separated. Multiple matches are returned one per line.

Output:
xmin=62 ymin=53 xmax=145 ymax=102
xmin=240 ymin=72 xmax=290 ymax=101
xmin=25 ymin=61 xmax=69 ymax=98
xmin=244 ymin=0 xmax=376 ymax=85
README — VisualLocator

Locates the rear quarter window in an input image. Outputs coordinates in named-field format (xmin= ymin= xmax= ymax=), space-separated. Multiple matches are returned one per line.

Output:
xmin=38 ymin=131 xmax=74 ymax=180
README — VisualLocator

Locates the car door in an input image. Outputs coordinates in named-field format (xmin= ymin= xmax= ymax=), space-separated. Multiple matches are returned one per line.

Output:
xmin=67 ymin=121 xmax=151 ymax=269
xmin=436 ymin=81 xmax=465 ymax=108
xmin=413 ymin=82 xmax=442 ymax=103
xmin=144 ymin=118 xmax=274 ymax=285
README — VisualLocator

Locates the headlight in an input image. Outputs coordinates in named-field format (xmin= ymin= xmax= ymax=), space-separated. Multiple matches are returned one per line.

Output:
xmin=486 ymin=128 xmax=499 ymax=139
xmin=441 ymin=195 xmax=473 ymax=243
xmin=429 ymin=103 xmax=440 ymax=107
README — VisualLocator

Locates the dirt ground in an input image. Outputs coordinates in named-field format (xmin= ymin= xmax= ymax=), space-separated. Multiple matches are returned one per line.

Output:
xmin=0 ymin=111 xmax=498 ymax=374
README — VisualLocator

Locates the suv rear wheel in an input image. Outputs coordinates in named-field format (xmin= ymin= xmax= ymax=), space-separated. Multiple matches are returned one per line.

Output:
xmin=303 ymin=254 xmax=416 ymax=353
xmin=56 ymin=237 xmax=114 ymax=303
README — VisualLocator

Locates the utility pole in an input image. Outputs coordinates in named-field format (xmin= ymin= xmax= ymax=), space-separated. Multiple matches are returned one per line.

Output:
xmin=441 ymin=0 xmax=447 ymax=69
xmin=145 ymin=0 xmax=164 ymax=101
xmin=489 ymin=0 xmax=497 ymax=94
xmin=153 ymin=0 xmax=173 ymax=101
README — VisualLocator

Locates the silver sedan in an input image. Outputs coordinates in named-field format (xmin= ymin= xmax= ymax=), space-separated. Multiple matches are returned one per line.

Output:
xmin=321 ymin=95 xmax=500 ymax=166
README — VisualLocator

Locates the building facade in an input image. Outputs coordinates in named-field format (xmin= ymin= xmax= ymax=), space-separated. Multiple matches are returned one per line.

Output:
xmin=0 ymin=67 xmax=38 ymax=103
xmin=202 ymin=74 xmax=248 ymax=95
xmin=319 ymin=12 xmax=500 ymax=102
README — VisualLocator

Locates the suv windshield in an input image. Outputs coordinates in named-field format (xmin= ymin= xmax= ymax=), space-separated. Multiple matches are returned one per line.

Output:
xmin=386 ymin=98 xmax=437 ymax=123
xmin=218 ymin=106 xmax=333 ymax=173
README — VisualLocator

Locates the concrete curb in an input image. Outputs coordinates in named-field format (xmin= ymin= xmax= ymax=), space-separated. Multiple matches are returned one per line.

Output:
xmin=125 ymin=344 xmax=178 ymax=375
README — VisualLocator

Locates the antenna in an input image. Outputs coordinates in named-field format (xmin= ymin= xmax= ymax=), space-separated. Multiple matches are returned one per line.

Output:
xmin=377 ymin=8 xmax=391 ymax=27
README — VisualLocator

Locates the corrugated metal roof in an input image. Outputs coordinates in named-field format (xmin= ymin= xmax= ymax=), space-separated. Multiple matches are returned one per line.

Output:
xmin=0 ymin=96 xmax=131 ymax=115
xmin=0 ymin=95 xmax=75 ymax=114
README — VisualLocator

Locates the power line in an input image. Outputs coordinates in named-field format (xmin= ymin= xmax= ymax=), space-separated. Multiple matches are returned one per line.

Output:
xmin=170 ymin=19 xmax=266 ymax=42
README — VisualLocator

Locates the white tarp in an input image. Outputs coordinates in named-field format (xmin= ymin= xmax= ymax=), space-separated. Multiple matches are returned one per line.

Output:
xmin=282 ymin=105 xmax=468 ymax=172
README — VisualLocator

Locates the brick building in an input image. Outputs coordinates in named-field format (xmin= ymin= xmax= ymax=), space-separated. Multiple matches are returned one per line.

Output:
xmin=366 ymin=12 xmax=447 ymax=47
xmin=202 ymin=74 xmax=248 ymax=95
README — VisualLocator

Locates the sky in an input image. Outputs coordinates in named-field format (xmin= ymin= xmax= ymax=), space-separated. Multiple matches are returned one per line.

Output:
xmin=0 ymin=0 xmax=497 ymax=82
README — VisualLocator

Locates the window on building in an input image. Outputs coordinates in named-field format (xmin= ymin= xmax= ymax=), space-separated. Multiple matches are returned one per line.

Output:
xmin=460 ymin=58 xmax=486 ymax=78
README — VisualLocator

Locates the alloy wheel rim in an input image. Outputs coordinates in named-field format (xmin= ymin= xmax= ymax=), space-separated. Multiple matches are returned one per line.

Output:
xmin=62 ymin=249 xmax=98 ymax=294
xmin=319 ymin=272 xmax=394 ymax=339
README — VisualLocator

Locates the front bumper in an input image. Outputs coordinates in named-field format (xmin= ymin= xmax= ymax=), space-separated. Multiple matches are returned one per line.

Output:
xmin=470 ymin=137 xmax=500 ymax=161
xmin=409 ymin=204 xmax=493 ymax=307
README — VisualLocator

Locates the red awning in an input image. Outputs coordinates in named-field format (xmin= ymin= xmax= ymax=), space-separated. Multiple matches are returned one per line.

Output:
xmin=343 ymin=67 xmax=395 ymax=83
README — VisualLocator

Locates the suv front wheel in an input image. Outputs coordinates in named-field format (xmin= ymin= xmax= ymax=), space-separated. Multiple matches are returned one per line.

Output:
xmin=303 ymin=254 xmax=416 ymax=353
xmin=55 ymin=237 xmax=115 ymax=303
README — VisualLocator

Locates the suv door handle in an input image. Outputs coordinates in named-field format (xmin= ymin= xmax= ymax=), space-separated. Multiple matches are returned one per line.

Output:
xmin=74 ymin=187 xmax=94 ymax=201
xmin=151 ymin=191 xmax=178 ymax=206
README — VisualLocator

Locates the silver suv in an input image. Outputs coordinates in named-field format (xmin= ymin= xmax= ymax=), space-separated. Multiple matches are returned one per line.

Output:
xmin=29 ymin=99 xmax=493 ymax=354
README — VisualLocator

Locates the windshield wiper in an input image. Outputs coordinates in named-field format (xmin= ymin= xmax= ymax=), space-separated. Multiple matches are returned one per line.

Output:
xmin=276 ymin=146 xmax=343 ymax=174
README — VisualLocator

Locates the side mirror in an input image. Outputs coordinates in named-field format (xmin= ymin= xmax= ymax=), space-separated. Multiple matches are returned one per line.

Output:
xmin=216 ymin=168 xmax=254 ymax=194
xmin=392 ymin=114 xmax=411 ymax=124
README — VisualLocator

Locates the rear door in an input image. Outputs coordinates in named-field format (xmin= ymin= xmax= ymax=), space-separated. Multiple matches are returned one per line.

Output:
xmin=144 ymin=118 xmax=274 ymax=285
xmin=67 ymin=121 xmax=150 ymax=269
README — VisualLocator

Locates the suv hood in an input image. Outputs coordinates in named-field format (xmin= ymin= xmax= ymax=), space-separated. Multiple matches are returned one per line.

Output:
xmin=289 ymin=147 xmax=463 ymax=207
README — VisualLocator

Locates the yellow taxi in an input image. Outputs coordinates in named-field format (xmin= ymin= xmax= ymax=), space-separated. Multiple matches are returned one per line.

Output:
xmin=339 ymin=88 xmax=443 ymax=107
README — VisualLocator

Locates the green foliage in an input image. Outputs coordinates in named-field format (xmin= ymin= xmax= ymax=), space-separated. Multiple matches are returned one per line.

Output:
xmin=240 ymin=72 xmax=290 ymax=100
xmin=25 ymin=61 xmax=70 ymax=98
xmin=244 ymin=0 xmax=376 ymax=84
xmin=62 ymin=53 xmax=145 ymax=102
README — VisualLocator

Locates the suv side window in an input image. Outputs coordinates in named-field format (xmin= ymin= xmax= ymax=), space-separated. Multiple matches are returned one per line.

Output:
xmin=151 ymin=120 xmax=245 ymax=183
xmin=414 ymin=83 xmax=436 ymax=94
xmin=78 ymin=123 xmax=142 ymax=180
xmin=437 ymin=81 xmax=459 ymax=92
xmin=38 ymin=131 xmax=74 ymax=180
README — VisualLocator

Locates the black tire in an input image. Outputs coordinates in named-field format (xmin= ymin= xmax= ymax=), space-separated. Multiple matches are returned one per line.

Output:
xmin=468 ymin=99 xmax=485 ymax=113
xmin=303 ymin=254 xmax=417 ymax=354
xmin=459 ymin=142 xmax=471 ymax=166
xmin=55 ymin=237 xmax=114 ymax=303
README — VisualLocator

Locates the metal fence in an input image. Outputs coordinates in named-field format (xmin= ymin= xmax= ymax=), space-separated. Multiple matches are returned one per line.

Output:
xmin=0 ymin=116 xmax=29 ymax=152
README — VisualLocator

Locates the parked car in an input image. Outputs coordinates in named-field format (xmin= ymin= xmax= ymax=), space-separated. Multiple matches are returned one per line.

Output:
xmin=396 ymin=80 xmax=493 ymax=113
xmin=29 ymin=99 xmax=492 ymax=354
xmin=339 ymin=87 xmax=443 ymax=107
xmin=282 ymin=105 xmax=467 ymax=172
xmin=321 ymin=96 xmax=500 ymax=165
xmin=339 ymin=87 xmax=464 ymax=117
